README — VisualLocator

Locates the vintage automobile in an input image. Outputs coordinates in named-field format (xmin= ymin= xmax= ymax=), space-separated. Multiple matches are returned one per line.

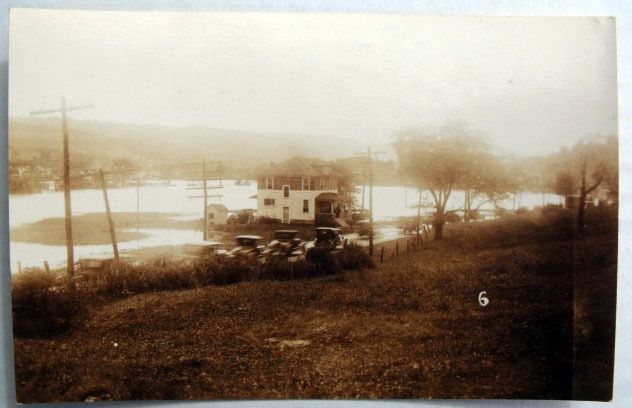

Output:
xmin=350 ymin=208 xmax=370 ymax=223
xmin=356 ymin=220 xmax=371 ymax=237
xmin=176 ymin=241 xmax=228 ymax=265
xmin=266 ymin=229 xmax=306 ymax=262
xmin=397 ymin=216 xmax=434 ymax=235
xmin=314 ymin=227 xmax=342 ymax=251
xmin=77 ymin=254 xmax=138 ymax=283
xmin=226 ymin=235 xmax=266 ymax=261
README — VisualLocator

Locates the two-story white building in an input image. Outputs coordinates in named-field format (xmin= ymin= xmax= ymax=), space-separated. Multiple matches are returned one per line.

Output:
xmin=256 ymin=157 xmax=342 ymax=224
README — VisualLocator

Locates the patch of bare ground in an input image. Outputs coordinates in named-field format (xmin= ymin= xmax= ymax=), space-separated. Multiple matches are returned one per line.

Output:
xmin=13 ymin=208 xmax=616 ymax=402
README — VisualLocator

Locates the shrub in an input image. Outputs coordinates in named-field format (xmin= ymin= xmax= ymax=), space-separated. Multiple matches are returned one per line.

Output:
xmin=515 ymin=206 xmax=529 ymax=214
xmin=260 ymin=257 xmax=318 ymax=280
xmin=206 ymin=257 xmax=254 ymax=285
xmin=542 ymin=203 xmax=563 ymax=215
xmin=99 ymin=261 xmax=197 ymax=296
xmin=306 ymin=247 xmax=340 ymax=275
xmin=495 ymin=207 xmax=509 ymax=218
xmin=256 ymin=216 xmax=281 ymax=225
xmin=102 ymin=257 xmax=255 ymax=292
xmin=12 ymin=269 xmax=86 ymax=338
xmin=337 ymin=244 xmax=375 ymax=270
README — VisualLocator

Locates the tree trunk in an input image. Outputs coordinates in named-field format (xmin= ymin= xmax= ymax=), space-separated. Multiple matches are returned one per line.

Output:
xmin=577 ymin=189 xmax=586 ymax=230
xmin=434 ymin=219 xmax=444 ymax=240
xmin=577 ymin=157 xmax=588 ymax=231
xmin=416 ymin=190 xmax=422 ymax=246
xmin=433 ymin=207 xmax=444 ymax=241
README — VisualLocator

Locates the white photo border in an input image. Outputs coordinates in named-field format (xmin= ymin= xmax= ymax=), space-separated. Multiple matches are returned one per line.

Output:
xmin=1 ymin=1 xmax=630 ymax=408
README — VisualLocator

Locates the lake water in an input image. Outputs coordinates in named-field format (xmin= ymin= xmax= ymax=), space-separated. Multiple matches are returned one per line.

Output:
xmin=9 ymin=180 xmax=561 ymax=272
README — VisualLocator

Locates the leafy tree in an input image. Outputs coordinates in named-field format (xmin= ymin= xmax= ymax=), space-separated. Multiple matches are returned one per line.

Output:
xmin=553 ymin=171 xmax=575 ymax=202
xmin=462 ymin=154 xmax=516 ymax=221
xmin=394 ymin=124 xmax=497 ymax=240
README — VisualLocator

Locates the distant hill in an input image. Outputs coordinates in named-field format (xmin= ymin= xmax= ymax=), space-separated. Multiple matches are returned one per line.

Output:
xmin=8 ymin=117 xmax=362 ymax=169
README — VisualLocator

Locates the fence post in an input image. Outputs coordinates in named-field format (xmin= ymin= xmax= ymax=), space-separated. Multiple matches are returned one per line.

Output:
xmin=44 ymin=261 xmax=50 ymax=272
xmin=343 ymin=238 xmax=348 ymax=249
xmin=18 ymin=261 xmax=22 ymax=273
xmin=380 ymin=247 xmax=385 ymax=262
xmin=396 ymin=241 xmax=399 ymax=257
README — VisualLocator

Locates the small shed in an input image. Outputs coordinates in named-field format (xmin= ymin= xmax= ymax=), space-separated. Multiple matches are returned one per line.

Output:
xmin=207 ymin=203 xmax=230 ymax=226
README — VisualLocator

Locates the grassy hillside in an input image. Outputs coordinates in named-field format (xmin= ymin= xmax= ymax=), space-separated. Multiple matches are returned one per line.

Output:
xmin=12 ymin=208 xmax=616 ymax=401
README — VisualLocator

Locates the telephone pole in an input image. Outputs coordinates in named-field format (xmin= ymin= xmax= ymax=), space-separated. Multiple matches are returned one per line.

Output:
xmin=30 ymin=98 xmax=93 ymax=286
xmin=185 ymin=160 xmax=224 ymax=240
xmin=354 ymin=147 xmax=384 ymax=256
xmin=99 ymin=170 xmax=119 ymax=264
xmin=203 ymin=160 xmax=208 ymax=240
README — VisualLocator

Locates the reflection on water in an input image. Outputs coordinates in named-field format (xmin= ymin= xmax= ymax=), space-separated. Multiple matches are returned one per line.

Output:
xmin=366 ymin=186 xmax=562 ymax=221
xmin=9 ymin=180 xmax=258 ymax=228
xmin=9 ymin=180 xmax=561 ymax=273
xmin=10 ymin=228 xmax=203 ymax=272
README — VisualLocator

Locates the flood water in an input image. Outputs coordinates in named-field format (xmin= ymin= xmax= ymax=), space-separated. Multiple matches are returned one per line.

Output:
xmin=9 ymin=180 xmax=561 ymax=272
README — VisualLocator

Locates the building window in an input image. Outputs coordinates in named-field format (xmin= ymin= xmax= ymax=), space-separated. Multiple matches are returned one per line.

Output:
xmin=303 ymin=199 xmax=309 ymax=213
xmin=322 ymin=166 xmax=331 ymax=175
xmin=266 ymin=176 xmax=274 ymax=190
xmin=302 ymin=177 xmax=310 ymax=191
xmin=264 ymin=198 xmax=275 ymax=206
xmin=208 ymin=213 xmax=215 ymax=220
xmin=323 ymin=177 xmax=332 ymax=190
xmin=283 ymin=185 xmax=290 ymax=198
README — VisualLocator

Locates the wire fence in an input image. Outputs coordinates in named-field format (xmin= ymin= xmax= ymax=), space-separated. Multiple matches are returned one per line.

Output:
xmin=345 ymin=229 xmax=432 ymax=263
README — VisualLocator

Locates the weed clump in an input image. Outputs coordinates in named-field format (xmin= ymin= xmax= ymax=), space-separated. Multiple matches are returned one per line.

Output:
xmin=12 ymin=269 xmax=86 ymax=338
xmin=337 ymin=244 xmax=375 ymax=270
xmin=306 ymin=247 xmax=340 ymax=275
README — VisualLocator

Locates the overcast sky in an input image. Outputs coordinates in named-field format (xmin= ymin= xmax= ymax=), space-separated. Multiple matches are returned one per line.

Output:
xmin=9 ymin=10 xmax=618 ymax=156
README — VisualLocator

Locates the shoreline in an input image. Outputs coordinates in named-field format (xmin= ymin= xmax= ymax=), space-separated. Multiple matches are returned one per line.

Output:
xmin=10 ymin=212 xmax=201 ymax=246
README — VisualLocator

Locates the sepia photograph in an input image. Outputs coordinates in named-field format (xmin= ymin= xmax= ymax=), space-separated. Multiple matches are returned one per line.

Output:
xmin=7 ymin=9 xmax=618 ymax=402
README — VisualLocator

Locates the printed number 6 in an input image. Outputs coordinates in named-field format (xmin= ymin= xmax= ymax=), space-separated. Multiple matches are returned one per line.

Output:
xmin=478 ymin=291 xmax=489 ymax=307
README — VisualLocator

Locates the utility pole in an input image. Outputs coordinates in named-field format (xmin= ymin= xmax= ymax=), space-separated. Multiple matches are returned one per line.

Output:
xmin=361 ymin=163 xmax=366 ymax=214
xmin=136 ymin=177 xmax=140 ymax=249
xmin=354 ymin=147 xmax=384 ymax=256
xmin=136 ymin=178 xmax=140 ymax=233
xmin=185 ymin=160 xmax=223 ymax=240
xmin=202 ymin=160 xmax=208 ymax=241
xmin=30 ymin=98 xmax=93 ymax=287
xmin=369 ymin=147 xmax=374 ymax=256
xmin=417 ymin=189 xmax=423 ymax=247
xmin=99 ymin=169 xmax=119 ymax=264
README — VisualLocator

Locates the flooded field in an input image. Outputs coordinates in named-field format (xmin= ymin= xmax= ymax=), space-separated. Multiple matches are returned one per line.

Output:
xmin=8 ymin=180 xmax=561 ymax=272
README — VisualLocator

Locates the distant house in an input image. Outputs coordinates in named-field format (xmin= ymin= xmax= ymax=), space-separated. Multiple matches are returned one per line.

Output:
xmin=257 ymin=157 xmax=343 ymax=224
xmin=206 ymin=203 xmax=230 ymax=226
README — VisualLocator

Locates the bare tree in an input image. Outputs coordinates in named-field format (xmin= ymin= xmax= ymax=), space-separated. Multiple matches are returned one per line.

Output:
xmin=577 ymin=152 xmax=605 ymax=230
xmin=549 ymin=136 xmax=617 ymax=231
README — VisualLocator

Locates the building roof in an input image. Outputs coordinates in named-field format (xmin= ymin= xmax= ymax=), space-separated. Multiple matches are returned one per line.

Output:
xmin=260 ymin=156 xmax=332 ymax=177
xmin=315 ymin=192 xmax=338 ymax=201
xmin=206 ymin=203 xmax=229 ymax=211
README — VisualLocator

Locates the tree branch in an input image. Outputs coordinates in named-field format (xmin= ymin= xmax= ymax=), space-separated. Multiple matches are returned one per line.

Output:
xmin=429 ymin=189 xmax=440 ymax=207
xmin=586 ymin=177 xmax=603 ymax=195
